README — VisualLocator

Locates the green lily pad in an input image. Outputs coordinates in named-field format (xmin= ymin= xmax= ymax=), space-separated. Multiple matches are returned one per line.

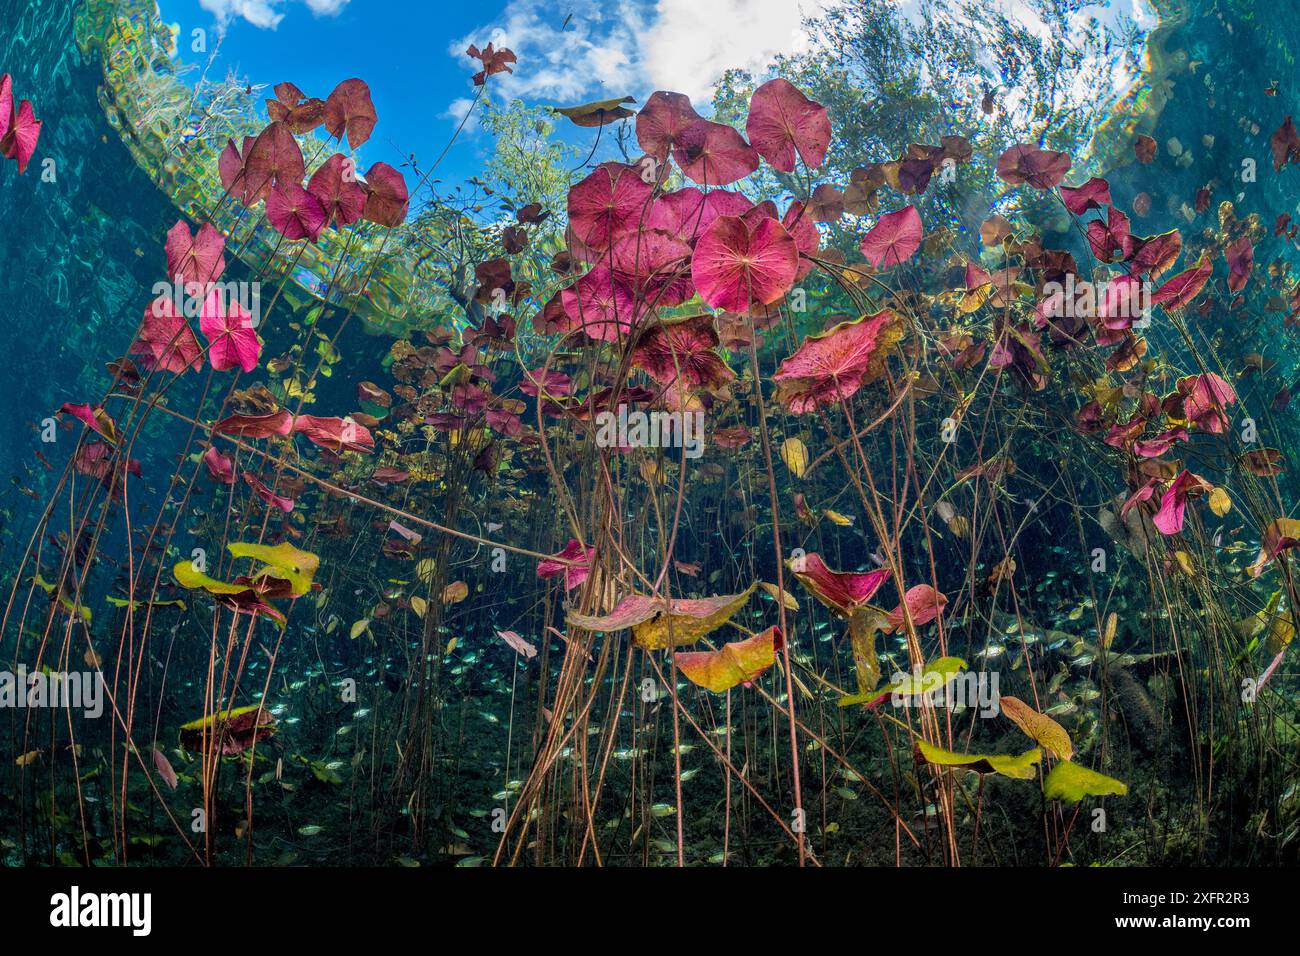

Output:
xmin=1043 ymin=759 xmax=1128 ymax=802
xmin=916 ymin=740 xmax=1042 ymax=779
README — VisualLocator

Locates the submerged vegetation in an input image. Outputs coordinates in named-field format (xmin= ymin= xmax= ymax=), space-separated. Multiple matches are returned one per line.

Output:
xmin=2 ymin=0 xmax=1300 ymax=870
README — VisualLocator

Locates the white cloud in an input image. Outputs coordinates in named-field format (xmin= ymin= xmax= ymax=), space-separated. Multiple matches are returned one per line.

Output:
xmin=440 ymin=97 xmax=481 ymax=133
xmin=449 ymin=0 xmax=830 ymax=114
xmin=640 ymin=0 xmax=833 ymax=102
xmin=450 ymin=0 xmax=647 ymax=103
xmin=199 ymin=0 xmax=350 ymax=31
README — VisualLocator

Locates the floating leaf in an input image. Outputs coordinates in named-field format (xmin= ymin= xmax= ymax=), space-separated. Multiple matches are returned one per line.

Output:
xmin=758 ymin=581 xmax=799 ymax=611
xmin=745 ymin=78 xmax=830 ymax=172
xmin=1247 ymin=518 xmax=1300 ymax=577
xmin=1101 ymin=611 xmax=1117 ymax=649
xmin=780 ymin=437 xmax=808 ymax=477
xmin=227 ymin=541 xmax=319 ymax=596
xmin=349 ymin=618 xmax=370 ymax=640
xmin=174 ymin=561 xmax=252 ymax=596
xmin=773 ymin=311 xmax=903 ymax=414
xmin=179 ymin=705 xmax=276 ymax=756
xmin=497 ymin=628 xmax=538 ymax=659
xmin=151 ymin=747 xmax=178 ymax=790
xmin=416 ymin=559 xmax=436 ymax=585
xmin=840 ymin=655 xmax=966 ymax=708
xmin=441 ymin=581 xmax=469 ymax=604
xmin=788 ymin=553 xmax=890 ymax=615
xmin=552 ymin=95 xmax=636 ymax=127
xmin=1208 ymin=486 xmax=1232 ymax=516
xmin=675 ymin=626 xmax=782 ymax=692
xmin=859 ymin=205 xmax=922 ymax=268
xmin=998 ymin=695 xmax=1073 ymax=760
xmin=1043 ymin=759 xmax=1128 ymax=802
xmin=1151 ymin=255 xmax=1212 ymax=311
xmin=567 ymin=584 xmax=756 ymax=650
xmin=691 ymin=215 xmax=798 ymax=311
xmin=410 ymin=596 xmax=428 ymax=618
xmin=916 ymin=740 xmax=1042 ymax=779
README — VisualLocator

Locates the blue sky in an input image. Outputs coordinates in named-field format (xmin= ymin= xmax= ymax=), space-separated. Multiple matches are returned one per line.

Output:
xmin=158 ymin=0 xmax=837 ymax=185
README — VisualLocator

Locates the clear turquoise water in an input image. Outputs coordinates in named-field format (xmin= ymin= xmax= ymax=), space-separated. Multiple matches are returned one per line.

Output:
xmin=3 ymin=0 xmax=1300 ymax=867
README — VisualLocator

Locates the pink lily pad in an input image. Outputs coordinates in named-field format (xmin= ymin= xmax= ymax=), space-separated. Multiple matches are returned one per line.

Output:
xmin=691 ymin=215 xmax=798 ymax=312
xmin=745 ymin=78 xmax=831 ymax=172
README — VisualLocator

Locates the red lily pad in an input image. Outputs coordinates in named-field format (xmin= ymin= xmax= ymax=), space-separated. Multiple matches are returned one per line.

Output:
xmin=1152 ymin=470 xmax=1212 ymax=535
xmin=745 ymin=78 xmax=831 ymax=172
xmin=267 ymin=182 xmax=328 ymax=242
xmin=213 ymin=410 xmax=294 ymax=438
xmin=361 ymin=162 xmax=409 ymax=228
xmin=1060 ymin=177 xmax=1112 ymax=215
xmin=788 ymin=553 xmax=889 ymax=615
xmin=199 ymin=289 xmax=260 ymax=372
xmin=1152 ymin=255 xmax=1212 ymax=310
xmin=131 ymin=297 xmax=203 ymax=374
xmin=675 ymin=626 xmax=784 ymax=693
xmin=883 ymin=584 xmax=948 ymax=633
xmin=322 ymin=78 xmax=377 ymax=149
xmin=632 ymin=315 xmax=735 ymax=389
xmin=266 ymin=81 xmax=325 ymax=134
xmin=244 ymin=472 xmax=294 ymax=512
xmin=568 ymin=162 xmax=653 ymax=252
xmin=636 ymin=90 xmax=701 ymax=161
xmin=165 ymin=220 xmax=226 ymax=286
xmin=179 ymin=705 xmax=276 ymax=756
xmin=691 ymin=215 xmax=798 ymax=312
xmin=244 ymin=122 xmax=305 ymax=199
xmin=773 ymin=310 xmax=902 ymax=414
xmin=995 ymin=143 xmax=1071 ymax=189
xmin=307 ymin=153 xmax=367 ymax=228
xmin=672 ymin=119 xmax=759 ymax=187
xmin=859 ymin=205 xmax=922 ymax=268
xmin=537 ymin=539 xmax=595 ymax=592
